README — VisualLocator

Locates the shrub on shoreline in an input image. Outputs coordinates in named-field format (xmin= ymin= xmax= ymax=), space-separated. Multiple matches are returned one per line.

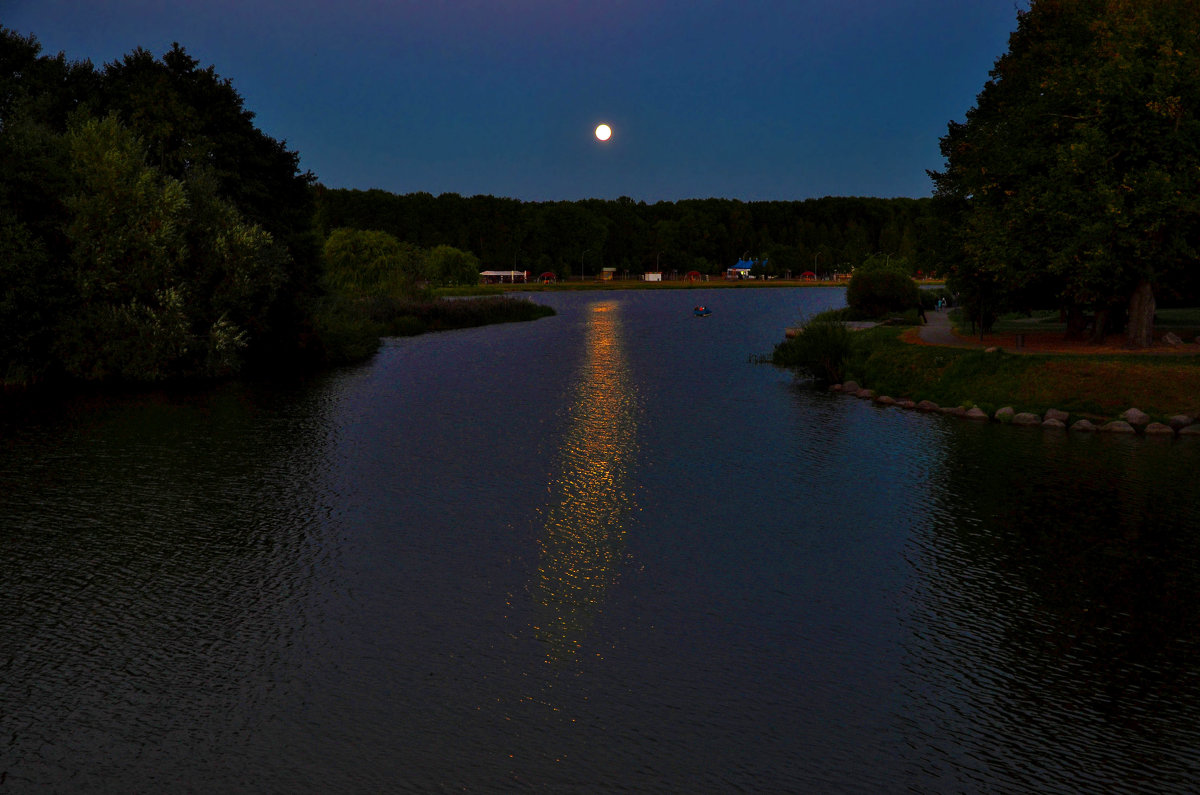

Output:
xmin=772 ymin=316 xmax=857 ymax=384
xmin=389 ymin=296 xmax=555 ymax=331
xmin=312 ymin=295 xmax=555 ymax=366
xmin=846 ymin=264 xmax=921 ymax=318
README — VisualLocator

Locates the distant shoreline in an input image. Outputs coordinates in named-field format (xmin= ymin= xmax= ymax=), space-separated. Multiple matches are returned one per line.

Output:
xmin=447 ymin=278 xmax=943 ymax=297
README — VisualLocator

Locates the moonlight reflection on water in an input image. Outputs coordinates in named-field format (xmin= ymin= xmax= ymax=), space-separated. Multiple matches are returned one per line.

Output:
xmin=534 ymin=301 xmax=638 ymax=667
xmin=3 ymin=288 xmax=1200 ymax=792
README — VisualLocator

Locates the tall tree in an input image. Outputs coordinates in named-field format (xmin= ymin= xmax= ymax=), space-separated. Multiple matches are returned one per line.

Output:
xmin=0 ymin=29 xmax=98 ymax=383
xmin=100 ymin=44 xmax=319 ymax=358
xmin=322 ymin=228 xmax=423 ymax=297
xmin=0 ymin=33 xmax=320 ymax=384
xmin=57 ymin=114 xmax=192 ymax=381
xmin=931 ymin=0 xmax=1200 ymax=346
xmin=425 ymin=245 xmax=481 ymax=286
xmin=54 ymin=113 xmax=291 ymax=382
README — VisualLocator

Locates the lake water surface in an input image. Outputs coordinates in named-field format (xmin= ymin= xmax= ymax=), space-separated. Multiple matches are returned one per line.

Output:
xmin=4 ymin=287 xmax=1200 ymax=792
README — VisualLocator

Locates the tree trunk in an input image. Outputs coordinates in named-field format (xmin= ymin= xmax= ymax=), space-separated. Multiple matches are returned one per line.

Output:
xmin=1065 ymin=306 xmax=1088 ymax=339
xmin=1126 ymin=279 xmax=1155 ymax=348
xmin=1090 ymin=308 xmax=1108 ymax=344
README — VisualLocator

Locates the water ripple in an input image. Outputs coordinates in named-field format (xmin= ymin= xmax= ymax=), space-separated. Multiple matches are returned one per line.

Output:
xmin=4 ymin=291 xmax=1200 ymax=791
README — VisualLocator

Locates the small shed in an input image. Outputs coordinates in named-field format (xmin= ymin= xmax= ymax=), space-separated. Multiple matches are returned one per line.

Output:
xmin=480 ymin=270 xmax=529 ymax=284
xmin=643 ymin=272 xmax=662 ymax=282
xmin=727 ymin=258 xmax=764 ymax=279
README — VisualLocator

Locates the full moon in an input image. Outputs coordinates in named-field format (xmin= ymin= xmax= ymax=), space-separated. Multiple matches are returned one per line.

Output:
xmin=594 ymin=123 xmax=612 ymax=142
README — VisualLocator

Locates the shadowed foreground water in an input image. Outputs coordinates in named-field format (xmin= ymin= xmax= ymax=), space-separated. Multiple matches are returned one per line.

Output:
xmin=3 ymin=288 xmax=1199 ymax=792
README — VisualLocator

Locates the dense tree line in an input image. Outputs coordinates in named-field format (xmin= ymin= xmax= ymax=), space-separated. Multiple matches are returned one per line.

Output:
xmin=0 ymin=27 xmax=947 ymax=388
xmin=931 ymin=0 xmax=1200 ymax=345
xmin=8 ymin=1 xmax=1196 ymax=388
xmin=313 ymin=188 xmax=940 ymax=281
xmin=0 ymin=29 xmax=317 ymax=386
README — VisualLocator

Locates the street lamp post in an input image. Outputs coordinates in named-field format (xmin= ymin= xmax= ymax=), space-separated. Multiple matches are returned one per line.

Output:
xmin=581 ymin=249 xmax=590 ymax=283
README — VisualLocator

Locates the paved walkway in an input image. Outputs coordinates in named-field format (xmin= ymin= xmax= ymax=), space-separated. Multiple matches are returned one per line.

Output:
xmin=916 ymin=310 xmax=982 ymax=347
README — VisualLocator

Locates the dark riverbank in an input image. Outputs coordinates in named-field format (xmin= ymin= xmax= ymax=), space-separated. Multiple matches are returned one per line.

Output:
xmin=2 ymin=295 xmax=555 ymax=397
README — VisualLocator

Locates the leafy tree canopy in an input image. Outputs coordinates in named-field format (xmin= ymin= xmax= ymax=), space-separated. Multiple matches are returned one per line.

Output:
xmin=931 ymin=0 xmax=1200 ymax=345
xmin=0 ymin=29 xmax=318 ymax=384
xmin=55 ymin=114 xmax=290 ymax=381
xmin=425 ymin=244 xmax=482 ymax=287
xmin=322 ymin=228 xmax=423 ymax=297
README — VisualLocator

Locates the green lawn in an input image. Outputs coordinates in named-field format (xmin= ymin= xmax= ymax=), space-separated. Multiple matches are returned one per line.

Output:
xmin=839 ymin=326 xmax=1200 ymax=422
xmin=986 ymin=307 xmax=1200 ymax=337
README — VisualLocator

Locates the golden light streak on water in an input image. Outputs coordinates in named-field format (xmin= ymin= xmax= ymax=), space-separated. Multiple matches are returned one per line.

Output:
xmin=533 ymin=301 xmax=638 ymax=666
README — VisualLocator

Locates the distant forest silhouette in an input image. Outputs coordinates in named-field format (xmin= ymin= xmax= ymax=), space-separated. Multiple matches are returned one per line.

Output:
xmin=314 ymin=188 xmax=946 ymax=280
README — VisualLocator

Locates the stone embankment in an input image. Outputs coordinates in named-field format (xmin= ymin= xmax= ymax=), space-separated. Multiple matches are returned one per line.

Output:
xmin=829 ymin=380 xmax=1200 ymax=438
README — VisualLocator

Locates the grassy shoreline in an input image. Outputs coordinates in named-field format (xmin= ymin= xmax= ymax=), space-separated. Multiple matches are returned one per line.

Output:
xmin=800 ymin=325 xmax=1200 ymax=423
xmin=315 ymin=294 xmax=555 ymax=364
xmin=466 ymin=281 xmax=1200 ymax=423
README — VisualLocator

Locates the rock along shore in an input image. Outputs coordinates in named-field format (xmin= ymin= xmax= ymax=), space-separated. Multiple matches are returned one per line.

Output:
xmin=828 ymin=380 xmax=1200 ymax=438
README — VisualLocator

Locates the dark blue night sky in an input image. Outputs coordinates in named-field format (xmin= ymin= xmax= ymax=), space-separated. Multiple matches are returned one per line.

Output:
xmin=5 ymin=0 xmax=1027 ymax=201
